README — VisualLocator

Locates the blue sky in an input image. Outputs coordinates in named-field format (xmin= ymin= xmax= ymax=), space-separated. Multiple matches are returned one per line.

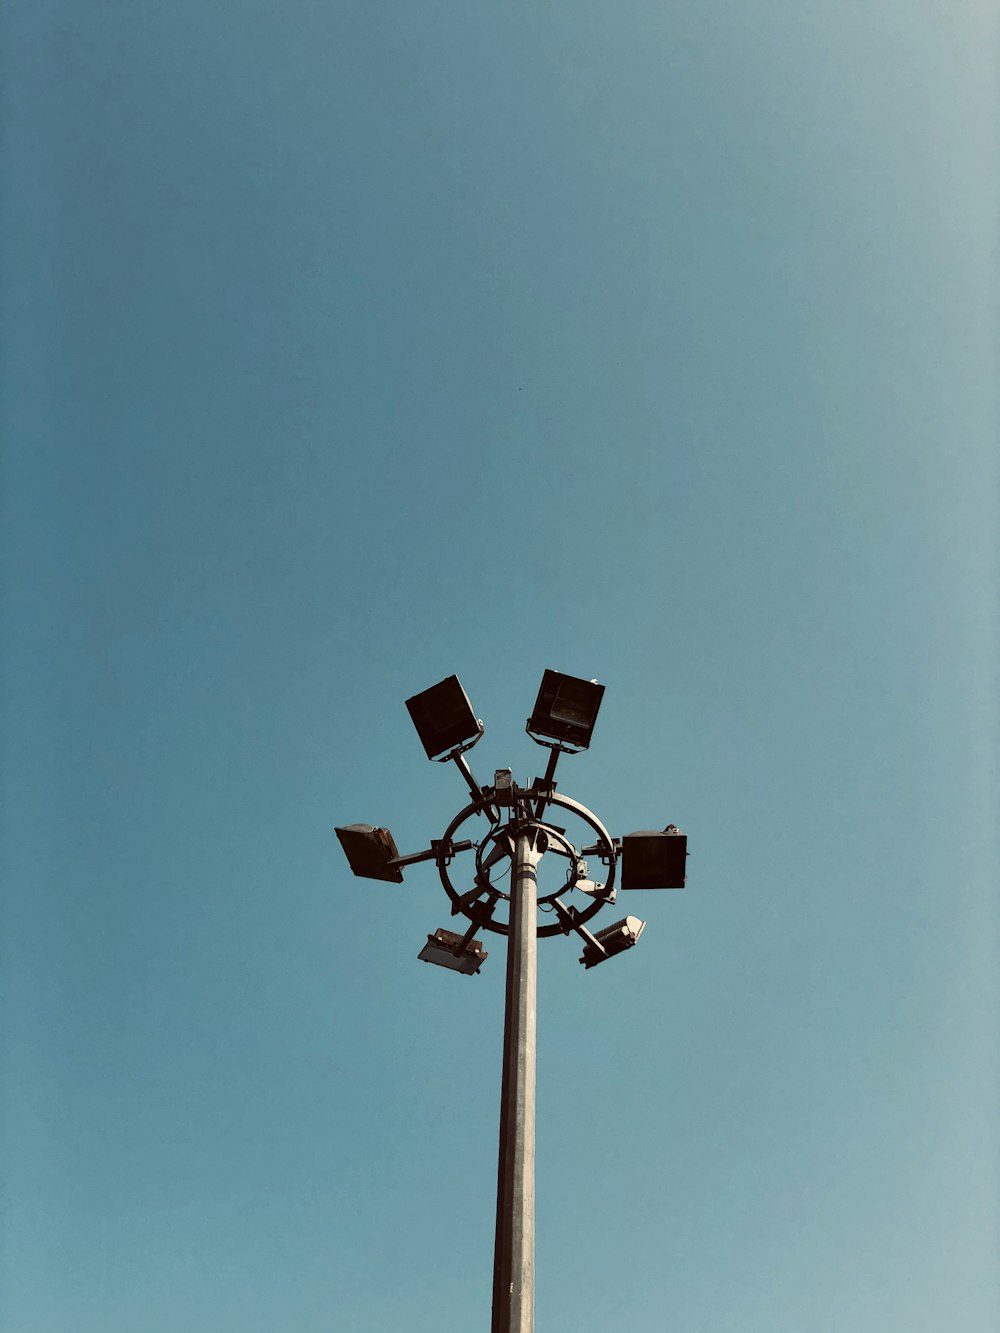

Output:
xmin=2 ymin=2 xmax=996 ymax=1330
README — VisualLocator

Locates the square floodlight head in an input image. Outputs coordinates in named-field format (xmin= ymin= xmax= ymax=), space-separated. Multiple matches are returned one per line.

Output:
xmin=405 ymin=675 xmax=483 ymax=759
xmin=620 ymin=827 xmax=687 ymax=890
xmin=418 ymin=928 xmax=487 ymax=975
xmin=335 ymin=824 xmax=404 ymax=883
xmin=527 ymin=670 xmax=605 ymax=750
xmin=580 ymin=915 xmax=646 ymax=968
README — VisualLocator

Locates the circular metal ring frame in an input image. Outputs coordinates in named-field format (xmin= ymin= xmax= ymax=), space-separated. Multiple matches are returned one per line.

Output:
xmin=438 ymin=791 xmax=618 ymax=938
xmin=474 ymin=822 xmax=580 ymax=903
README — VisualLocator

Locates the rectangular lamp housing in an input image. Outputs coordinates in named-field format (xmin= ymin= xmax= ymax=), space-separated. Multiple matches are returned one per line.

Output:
xmin=335 ymin=824 xmax=404 ymax=883
xmin=620 ymin=828 xmax=687 ymax=890
xmin=528 ymin=670 xmax=605 ymax=749
xmin=418 ymin=928 xmax=487 ymax=975
xmin=580 ymin=915 xmax=646 ymax=968
xmin=405 ymin=675 xmax=482 ymax=759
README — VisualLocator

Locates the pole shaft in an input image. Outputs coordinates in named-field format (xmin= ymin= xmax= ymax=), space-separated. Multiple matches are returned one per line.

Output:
xmin=491 ymin=830 xmax=538 ymax=1333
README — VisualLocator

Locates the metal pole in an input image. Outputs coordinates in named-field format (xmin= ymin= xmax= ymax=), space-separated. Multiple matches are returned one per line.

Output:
xmin=491 ymin=828 xmax=539 ymax=1333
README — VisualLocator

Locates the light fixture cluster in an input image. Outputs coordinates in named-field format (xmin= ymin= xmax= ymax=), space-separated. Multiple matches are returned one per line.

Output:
xmin=335 ymin=670 xmax=688 ymax=972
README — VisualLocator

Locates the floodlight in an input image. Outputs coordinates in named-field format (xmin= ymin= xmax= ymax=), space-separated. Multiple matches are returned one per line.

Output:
xmin=335 ymin=823 xmax=404 ymax=883
xmin=405 ymin=675 xmax=483 ymax=760
xmin=418 ymin=928 xmax=487 ymax=975
xmin=579 ymin=915 xmax=646 ymax=969
xmin=620 ymin=826 xmax=687 ymax=890
xmin=527 ymin=670 xmax=605 ymax=750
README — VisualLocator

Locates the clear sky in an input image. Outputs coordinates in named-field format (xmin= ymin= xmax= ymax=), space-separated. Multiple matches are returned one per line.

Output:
xmin=2 ymin=2 xmax=997 ymax=1331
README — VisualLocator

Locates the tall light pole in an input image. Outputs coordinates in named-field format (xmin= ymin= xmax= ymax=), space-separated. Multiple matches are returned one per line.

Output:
xmin=336 ymin=671 xmax=688 ymax=1333
xmin=493 ymin=826 xmax=540 ymax=1333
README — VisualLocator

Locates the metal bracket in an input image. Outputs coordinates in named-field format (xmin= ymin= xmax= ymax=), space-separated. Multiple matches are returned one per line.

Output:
xmin=389 ymin=839 xmax=474 ymax=870
xmin=449 ymin=751 xmax=500 ymax=822
xmin=531 ymin=746 xmax=561 ymax=817
xmin=581 ymin=837 xmax=620 ymax=864
xmin=551 ymin=898 xmax=607 ymax=958
xmin=452 ymin=898 xmax=496 ymax=953
xmin=452 ymin=883 xmax=496 ymax=917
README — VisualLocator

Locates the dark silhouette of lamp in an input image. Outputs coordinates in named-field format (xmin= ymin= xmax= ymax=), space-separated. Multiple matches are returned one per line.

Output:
xmin=405 ymin=675 xmax=483 ymax=759
xmin=620 ymin=826 xmax=687 ymax=890
xmin=419 ymin=928 xmax=488 ymax=975
xmin=526 ymin=670 xmax=605 ymax=751
xmin=334 ymin=824 xmax=404 ymax=883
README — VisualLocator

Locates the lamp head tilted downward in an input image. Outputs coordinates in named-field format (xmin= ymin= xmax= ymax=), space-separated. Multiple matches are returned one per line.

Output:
xmin=579 ymin=915 xmax=646 ymax=968
xmin=334 ymin=824 xmax=404 ymax=883
xmin=418 ymin=928 xmax=487 ymax=975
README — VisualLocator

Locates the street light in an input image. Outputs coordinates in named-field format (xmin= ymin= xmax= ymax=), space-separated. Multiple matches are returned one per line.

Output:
xmin=526 ymin=669 xmax=605 ymax=751
xmin=405 ymin=674 xmax=483 ymax=759
xmin=579 ymin=915 xmax=647 ymax=968
xmin=335 ymin=670 xmax=689 ymax=1333
xmin=419 ymin=927 xmax=488 ymax=975
xmin=333 ymin=823 xmax=404 ymax=883
xmin=620 ymin=825 xmax=688 ymax=889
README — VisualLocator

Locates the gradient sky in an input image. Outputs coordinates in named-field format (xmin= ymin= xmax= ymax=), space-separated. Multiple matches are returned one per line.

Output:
xmin=2 ymin=3 xmax=997 ymax=1331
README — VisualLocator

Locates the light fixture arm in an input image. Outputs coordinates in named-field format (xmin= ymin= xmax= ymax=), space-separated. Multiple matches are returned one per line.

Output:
xmin=550 ymin=897 xmax=608 ymax=959
xmin=531 ymin=746 xmax=562 ymax=818
xmin=388 ymin=839 xmax=475 ymax=870
xmin=581 ymin=837 xmax=620 ymax=863
xmin=448 ymin=749 xmax=501 ymax=822
xmin=453 ymin=899 xmax=497 ymax=955
xmin=452 ymin=883 xmax=498 ymax=918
